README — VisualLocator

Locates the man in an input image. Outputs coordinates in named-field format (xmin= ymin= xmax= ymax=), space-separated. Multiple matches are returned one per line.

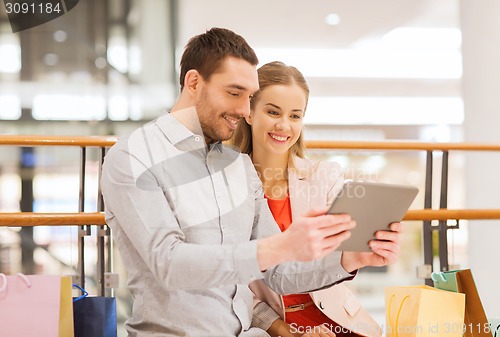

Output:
xmin=101 ymin=28 xmax=401 ymax=337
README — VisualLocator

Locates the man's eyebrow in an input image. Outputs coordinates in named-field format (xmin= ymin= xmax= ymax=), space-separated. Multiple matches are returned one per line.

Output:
xmin=226 ymin=84 xmax=248 ymax=91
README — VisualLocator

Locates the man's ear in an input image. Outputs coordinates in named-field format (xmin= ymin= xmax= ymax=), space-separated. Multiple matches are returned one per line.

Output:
xmin=184 ymin=69 xmax=201 ymax=95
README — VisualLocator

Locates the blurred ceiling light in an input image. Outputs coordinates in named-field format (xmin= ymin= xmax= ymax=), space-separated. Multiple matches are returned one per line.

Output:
xmin=53 ymin=30 xmax=67 ymax=43
xmin=129 ymin=94 xmax=143 ymax=121
xmin=329 ymin=155 xmax=350 ymax=168
xmin=305 ymin=96 xmax=464 ymax=125
xmin=420 ymin=124 xmax=453 ymax=142
xmin=108 ymin=95 xmax=128 ymax=120
xmin=256 ymin=47 xmax=462 ymax=79
xmin=0 ymin=38 xmax=21 ymax=73
xmin=0 ymin=95 xmax=21 ymax=120
xmin=325 ymin=13 xmax=341 ymax=26
xmin=363 ymin=155 xmax=387 ymax=171
xmin=107 ymin=36 xmax=128 ymax=73
xmin=382 ymin=27 xmax=462 ymax=50
xmin=129 ymin=45 xmax=142 ymax=75
xmin=43 ymin=53 xmax=59 ymax=66
xmin=33 ymin=95 xmax=106 ymax=120
xmin=95 ymin=57 xmax=107 ymax=69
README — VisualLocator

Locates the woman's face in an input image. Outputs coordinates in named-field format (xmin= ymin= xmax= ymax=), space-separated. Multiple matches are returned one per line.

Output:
xmin=247 ymin=84 xmax=306 ymax=156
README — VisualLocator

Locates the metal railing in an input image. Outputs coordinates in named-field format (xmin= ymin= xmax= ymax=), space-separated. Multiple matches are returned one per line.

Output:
xmin=1 ymin=135 xmax=500 ymax=285
xmin=0 ymin=135 xmax=117 ymax=295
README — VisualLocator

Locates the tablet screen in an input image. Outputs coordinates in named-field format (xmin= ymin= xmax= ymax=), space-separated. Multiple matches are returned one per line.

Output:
xmin=327 ymin=181 xmax=418 ymax=251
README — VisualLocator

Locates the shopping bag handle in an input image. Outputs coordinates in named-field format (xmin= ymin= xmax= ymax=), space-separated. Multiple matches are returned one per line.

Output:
xmin=0 ymin=273 xmax=32 ymax=293
xmin=0 ymin=273 xmax=6 ymax=293
xmin=431 ymin=272 xmax=448 ymax=283
xmin=388 ymin=294 xmax=410 ymax=337
xmin=72 ymin=283 xmax=89 ymax=302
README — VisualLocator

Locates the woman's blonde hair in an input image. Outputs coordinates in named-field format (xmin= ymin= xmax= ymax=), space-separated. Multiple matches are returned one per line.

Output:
xmin=232 ymin=61 xmax=309 ymax=158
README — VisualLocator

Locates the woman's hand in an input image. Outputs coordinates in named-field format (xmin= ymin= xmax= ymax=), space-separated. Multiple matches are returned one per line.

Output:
xmin=301 ymin=323 xmax=337 ymax=337
xmin=340 ymin=221 xmax=403 ymax=273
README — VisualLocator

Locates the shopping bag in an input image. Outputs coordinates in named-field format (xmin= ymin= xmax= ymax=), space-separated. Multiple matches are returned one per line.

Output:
xmin=385 ymin=285 xmax=465 ymax=337
xmin=0 ymin=273 xmax=74 ymax=337
xmin=72 ymin=284 xmax=117 ymax=337
xmin=489 ymin=319 xmax=500 ymax=337
xmin=432 ymin=269 xmax=492 ymax=337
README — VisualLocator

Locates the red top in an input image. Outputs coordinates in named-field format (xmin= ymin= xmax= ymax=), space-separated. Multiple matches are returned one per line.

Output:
xmin=266 ymin=195 xmax=357 ymax=336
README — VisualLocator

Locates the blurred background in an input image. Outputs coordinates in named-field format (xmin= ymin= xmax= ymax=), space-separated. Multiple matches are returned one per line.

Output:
xmin=1 ymin=0 xmax=499 ymax=335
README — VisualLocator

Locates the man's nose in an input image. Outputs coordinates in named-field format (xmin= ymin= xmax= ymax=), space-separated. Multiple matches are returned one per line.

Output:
xmin=235 ymin=99 xmax=251 ymax=118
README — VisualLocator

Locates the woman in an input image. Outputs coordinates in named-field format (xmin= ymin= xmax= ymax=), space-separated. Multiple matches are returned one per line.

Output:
xmin=232 ymin=61 xmax=384 ymax=337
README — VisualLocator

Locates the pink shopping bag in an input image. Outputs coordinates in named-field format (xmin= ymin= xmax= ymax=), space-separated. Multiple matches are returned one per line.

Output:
xmin=0 ymin=273 xmax=74 ymax=337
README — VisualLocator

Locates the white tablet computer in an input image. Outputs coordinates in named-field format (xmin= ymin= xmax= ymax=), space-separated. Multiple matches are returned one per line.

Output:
xmin=327 ymin=181 xmax=419 ymax=252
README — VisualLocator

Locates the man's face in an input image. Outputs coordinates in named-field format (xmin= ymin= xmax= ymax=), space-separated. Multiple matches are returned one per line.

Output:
xmin=194 ymin=57 xmax=259 ymax=143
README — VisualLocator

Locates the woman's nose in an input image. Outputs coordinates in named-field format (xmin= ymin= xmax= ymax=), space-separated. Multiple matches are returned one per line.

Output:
xmin=275 ymin=118 xmax=290 ymax=131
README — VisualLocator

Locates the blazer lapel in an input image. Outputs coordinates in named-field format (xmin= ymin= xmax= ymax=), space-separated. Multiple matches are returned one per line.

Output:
xmin=289 ymin=157 xmax=316 ymax=219
xmin=289 ymin=168 xmax=310 ymax=219
xmin=289 ymin=157 xmax=330 ymax=220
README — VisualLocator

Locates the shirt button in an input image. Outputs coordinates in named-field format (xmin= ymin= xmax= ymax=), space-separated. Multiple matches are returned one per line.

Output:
xmin=336 ymin=274 xmax=343 ymax=279
xmin=217 ymin=192 xmax=221 ymax=197
xmin=194 ymin=136 xmax=200 ymax=141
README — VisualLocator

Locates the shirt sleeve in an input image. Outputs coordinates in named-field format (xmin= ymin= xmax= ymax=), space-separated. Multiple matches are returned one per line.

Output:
xmin=252 ymin=301 xmax=281 ymax=332
xmin=101 ymin=140 xmax=265 ymax=291
xmin=263 ymin=251 xmax=355 ymax=295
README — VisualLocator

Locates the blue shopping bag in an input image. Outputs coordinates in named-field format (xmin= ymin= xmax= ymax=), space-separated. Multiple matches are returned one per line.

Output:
xmin=73 ymin=285 xmax=117 ymax=337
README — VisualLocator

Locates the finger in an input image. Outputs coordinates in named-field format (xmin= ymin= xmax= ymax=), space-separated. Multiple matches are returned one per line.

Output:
xmin=310 ymin=214 xmax=354 ymax=231
xmin=303 ymin=207 xmax=331 ymax=217
xmin=319 ymin=324 xmax=336 ymax=336
xmin=389 ymin=221 xmax=403 ymax=232
xmin=375 ymin=230 xmax=401 ymax=245
xmin=369 ymin=241 xmax=399 ymax=263
xmin=318 ymin=324 xmax=336 ymax=337
xmin=319 ymin=219 xmax=356 ymax=237
xmin=370 ymin=238 xmax=400 ymax=254
xmin=322 ymin=230 xmax=352 ymax=251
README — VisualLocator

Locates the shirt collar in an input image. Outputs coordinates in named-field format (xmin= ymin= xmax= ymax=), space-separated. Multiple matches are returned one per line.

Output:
xmin=156 ymin=111 xmax=226 ymax=154
xmin=210 ymin=142 xmax=224 ymax=153
xmin=156 ymin=111 xmax=200 ymax=146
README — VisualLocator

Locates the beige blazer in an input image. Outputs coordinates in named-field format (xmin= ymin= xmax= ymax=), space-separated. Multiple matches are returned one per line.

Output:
xmin=250 ymin=156 xmax=382 ymax=337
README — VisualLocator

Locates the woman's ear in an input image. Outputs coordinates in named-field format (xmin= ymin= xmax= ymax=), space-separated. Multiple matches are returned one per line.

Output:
xmin=245 ymin=114 xmax=252 ymax=125
xmin=184 ymin=69 xmax=201 ymax=95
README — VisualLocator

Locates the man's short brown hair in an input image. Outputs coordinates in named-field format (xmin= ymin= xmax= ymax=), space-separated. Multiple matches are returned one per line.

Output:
xmin=179 ymin=27 xmax=259 ymax=90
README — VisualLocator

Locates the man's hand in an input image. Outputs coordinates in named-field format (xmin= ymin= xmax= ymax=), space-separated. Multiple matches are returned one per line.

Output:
xmin=283 ymin=208 xmax=356 ymax=261
xmin=258 ymin=208 xmax=356 ymax=271
xmin=341 ymin=222 xmax=403 ymax=273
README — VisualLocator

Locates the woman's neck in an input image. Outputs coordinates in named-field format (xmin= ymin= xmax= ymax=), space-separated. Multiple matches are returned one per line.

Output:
xmin=252 ymin=149 xmax=290 ymax=199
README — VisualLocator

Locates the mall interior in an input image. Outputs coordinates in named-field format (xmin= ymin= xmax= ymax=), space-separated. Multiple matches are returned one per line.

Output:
xmin=1 ymin=0 xmax=499 ymax=335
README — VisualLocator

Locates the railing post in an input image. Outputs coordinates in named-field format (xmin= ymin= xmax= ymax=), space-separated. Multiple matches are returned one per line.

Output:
xmin=423 ymin=150 xmax=434 ymax=285
xmin=19 ymin=147 xmax=35 ymax=275
xmin=77 ymin=147 xmax=90 ymax=289
xmin=438 ymin=151 xmax=450 ymax=271
xmin=97 ymin=147 xmax=109 ymax=296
